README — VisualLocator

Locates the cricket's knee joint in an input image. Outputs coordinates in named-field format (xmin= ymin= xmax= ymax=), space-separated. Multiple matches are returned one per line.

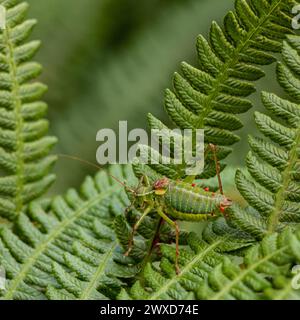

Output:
xmin=209 ymin=143 xmax=217 ymax=150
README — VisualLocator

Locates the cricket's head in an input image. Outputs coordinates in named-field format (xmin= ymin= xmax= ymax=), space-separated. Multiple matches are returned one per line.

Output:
xmin=153 ymin=177 xmax=170 ymax=196
xmin=125 ymin=185 xmax=153 ymax=212
xmin=125 ymin=177 xmax=170 ymax=210
xmin=124 ymin=179 xmax=152 ymax=203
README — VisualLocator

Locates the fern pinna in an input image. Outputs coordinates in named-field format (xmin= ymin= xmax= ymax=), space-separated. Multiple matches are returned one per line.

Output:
xmin=0 ymin=165 xmax=179 ymax=300
xmin=120 ymin=229 xmax=300 ymax=300
xmin=52 ymin=0 xmax=232 ymax=192
xmin=0 ymin=0 xmax=57 ymax=221
xmin=200 ymin=34 xmax=300 ymax=255
xmin=226 ymin=35 xmax=300 ymax=241
xmin=198 ymin=229 xmax=300 ymax=300
xmin=139 ymin=0 xmax=297 ymax=180
xmin=0 ymin=166 xmax=139 ymax=299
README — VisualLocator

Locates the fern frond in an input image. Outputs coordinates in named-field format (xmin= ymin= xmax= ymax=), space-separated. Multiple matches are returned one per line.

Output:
xmin=51 ymin=0 xmax=233 ymax=191
xmin=198 ymin=228 xmax=300 ymax=300
xmin=139 ymin=0 xmax=297 ymax=180
xmin=0 ymin=165 xmax=137 ymax=300
xmin=234 ymin=35 xmax=300 ymax=236
xmin=202 ymin=212 xmax=256 ymax=253
xmin=0 ymin=0 xmax=57 ymax=220
xmin=122 ymin=228 xmax=300 ymax=300
xmin=118 ymin=233 xmax=224 ymax=300
xmin=203 ymin=35 xmax=300 ymax=249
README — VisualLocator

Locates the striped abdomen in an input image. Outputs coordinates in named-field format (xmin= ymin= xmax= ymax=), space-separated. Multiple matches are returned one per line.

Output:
xmin=163 ymin=181 xmax=225 ymax=215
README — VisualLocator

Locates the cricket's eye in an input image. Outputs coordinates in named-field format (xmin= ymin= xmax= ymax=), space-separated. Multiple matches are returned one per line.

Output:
xmin=153 ymin=177 xmax=169 ymax=190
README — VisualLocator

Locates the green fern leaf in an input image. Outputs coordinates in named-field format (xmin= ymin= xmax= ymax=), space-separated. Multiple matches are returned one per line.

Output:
xmin=138 ymin=0 xmax=297 ymax=180
xmin=118 ymin=232 xmax=224 ymax=300
xmin=0 ymin=0 xmax=57 ymax=220
xmin=234 ymin=35 xmax=300 ymax=236
xmin=203 ymin=212 xmax=257 ymax=252
xmin=123 ymin=228 xmax=300 ymax=300
xmin=0 ymin=165 xmax=137 ymax=300
xmin=203 ymin=35 xmax=300 ymax=249
xmin=198 ymin=228 xmax=300 ymax=300
xmin=52 ymin=0 xmax=232 ymax=191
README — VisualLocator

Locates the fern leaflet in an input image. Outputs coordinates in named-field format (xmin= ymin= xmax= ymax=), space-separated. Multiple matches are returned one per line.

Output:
xmin=0 ymin=165 xmax=137 ymax=299
xmin=0 ymin=0 xmax=57 ymax=220
xmin=118 ymin=233 xmax=224 ymax=300
xmin=198 ymin=228 xmax=300 ymax=300
xmin=122 ymin=228 xmax=300 ymax=300
xmin=137 ymin=0 xmax=297 ymax=180
xmin=232 ymin=35 xmax=300 ymax=239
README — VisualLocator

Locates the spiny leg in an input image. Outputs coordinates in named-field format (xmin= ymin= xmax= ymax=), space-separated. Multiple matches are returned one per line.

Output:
xmin=125 ymin=174 xmax=150 ymax=216
xmin=124 ymin=205 xmax=153 ymax=257
xmin=124 ymin=179 xmax=139 ymax=217
xmin=157 ymin=207 xmax=180 ymax=275
xmin=174 ymin=222 xmax=180 ymax=275
xmin=208 ymin=144 xmax=232 ymax=218
xmin=208 ymin=143 xmax=224 ymax=195
xmin=142 ymin=174 xmax=151 ymax=187
xmin=124 ymin=202 xmax=135 ymax=217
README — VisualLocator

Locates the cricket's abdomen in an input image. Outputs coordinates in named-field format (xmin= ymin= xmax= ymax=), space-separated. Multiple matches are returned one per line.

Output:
xmin=164 ymin=181 xmax=221 ymax=215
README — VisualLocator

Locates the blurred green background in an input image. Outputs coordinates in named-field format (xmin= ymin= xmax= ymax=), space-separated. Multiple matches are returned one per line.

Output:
xmin=27 ymin=0 xmax=283 ymax=194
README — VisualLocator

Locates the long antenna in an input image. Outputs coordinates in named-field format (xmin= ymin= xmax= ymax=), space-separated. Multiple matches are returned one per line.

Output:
xmin=57 ymin=154 xmax=135 ymax=192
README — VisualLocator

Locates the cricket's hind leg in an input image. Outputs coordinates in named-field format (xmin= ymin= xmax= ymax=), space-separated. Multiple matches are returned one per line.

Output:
xmin=157 ymin=207 xmax=180 ymax=275
xmin=124 ymin=205 xmax=153 ymax=257
xmin=208 ymin=143 xmax=224 ymax=195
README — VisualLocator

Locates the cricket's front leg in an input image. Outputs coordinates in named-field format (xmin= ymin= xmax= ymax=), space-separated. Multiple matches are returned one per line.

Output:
xmin=124 ymin=205 xmax=153 ymax=257
xmin=125 ymin=174 xmax=151 ymax=217
xmin=157 ymin=207 xmax=180 ymax=275
xmin=142 ymin=174 xmax=151 ymax=187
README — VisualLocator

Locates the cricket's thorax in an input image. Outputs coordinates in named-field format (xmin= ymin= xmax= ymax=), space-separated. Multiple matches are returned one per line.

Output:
xmin=164 ymin=181 xmax=227 ymax=214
